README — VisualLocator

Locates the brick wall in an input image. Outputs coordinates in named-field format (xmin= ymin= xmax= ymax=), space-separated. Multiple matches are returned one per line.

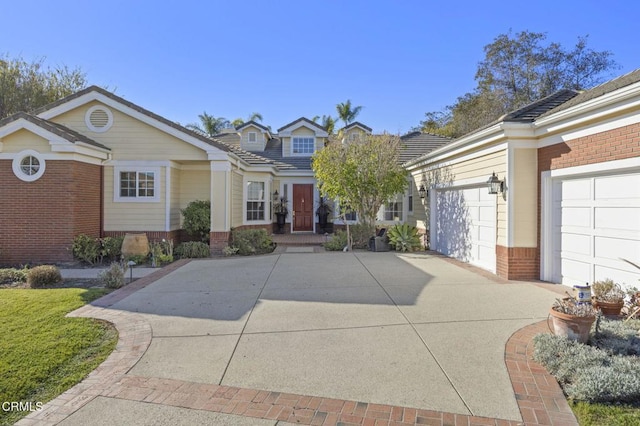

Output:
xmin=496 ymin=246 xmax=538 ymax=280
xmin=536 ymin=121 xmax=640 ymax=280
xmin=0 ymin=160 xmax=101 ymax=265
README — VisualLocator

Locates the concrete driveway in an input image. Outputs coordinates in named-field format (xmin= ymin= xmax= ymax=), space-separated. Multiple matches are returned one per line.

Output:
xmin=44 ymin=251 xmax=566 ymax=425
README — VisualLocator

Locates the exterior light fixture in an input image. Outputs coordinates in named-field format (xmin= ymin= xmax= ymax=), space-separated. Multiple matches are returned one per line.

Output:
xmin=273 ymin=190 xmax=279 ymax=201
xmin=487 ymin=172 xmax=504 ymax=195
xmin=418 ymin=184 xmax=427 ymax=199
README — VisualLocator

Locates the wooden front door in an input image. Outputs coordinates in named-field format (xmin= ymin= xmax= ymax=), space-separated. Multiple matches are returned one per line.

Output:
xmin=293 ymin=184 xmax=313 ymax=231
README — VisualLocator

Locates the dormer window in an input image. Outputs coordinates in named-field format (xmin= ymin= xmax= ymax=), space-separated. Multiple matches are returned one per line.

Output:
xmin=248 ymin=132 xmax=257 ymax=143
xmin=292 ymin=137 xmax=315 ymax=155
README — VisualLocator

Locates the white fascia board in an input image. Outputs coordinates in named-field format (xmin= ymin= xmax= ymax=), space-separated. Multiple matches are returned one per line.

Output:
xmin=548 ymin=156 xmax=640 ymax=178
xmin=276 ymin=170 xmax=315 ymax=178
xmin=405 ymin=123 xmax=505 ymax=170
xmin=108 ymin=160 xmax=173 ymax=167
xmin=501 ymin=122 xmax=536 ymax=139
xmin=534 ymin=81 xmax=640 ymax=133
xmin=38 ymin=91 xmax=228 ymax=156
xmin=408 ymin=143 xmax=508 ymax=174
xmin=279 ymin=121 xmax=328 ymax=137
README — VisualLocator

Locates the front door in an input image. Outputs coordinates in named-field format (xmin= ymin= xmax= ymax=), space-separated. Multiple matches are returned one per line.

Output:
xmin=293 ymin=184 xmax=313 ymax=231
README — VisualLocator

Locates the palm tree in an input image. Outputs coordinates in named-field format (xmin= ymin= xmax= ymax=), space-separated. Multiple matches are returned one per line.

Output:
xmin=186 ymin=112 xmax=230 ymax=137
xmin=321 ymin=115 xmax=337 ymax=134
xmin=232 ymin=112 xmax=264 ymax=128
xmin=336 ymin=100 xmax=363 ymax=126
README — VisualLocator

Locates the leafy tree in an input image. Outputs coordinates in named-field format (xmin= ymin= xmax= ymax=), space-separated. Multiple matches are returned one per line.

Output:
xmin=186 ymin=112 xmax=230 ymax=137
xmin=312 ymin=133 xmax=407 ymax=250
xmin=0 ymin=54 xmax=88 ymax=119
xmin=336 ymin=99 xmax=363 ymax=126
xmin=421 ymin=31 xmax=619 ymax=137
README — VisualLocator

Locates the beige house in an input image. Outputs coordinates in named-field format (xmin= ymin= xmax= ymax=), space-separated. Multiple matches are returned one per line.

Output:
xmin=406 ymin=70 xmax=640 ymax=286
xmin=0 ymin=87 xmax=447 ymax=265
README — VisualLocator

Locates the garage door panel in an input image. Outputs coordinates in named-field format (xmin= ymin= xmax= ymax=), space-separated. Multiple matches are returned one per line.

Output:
xmin=562 ymin=179 xmax=591 ymax=200
xmin=594 ymin=236 xmax=640 ymax=260
xmin=561 ymin=233 xmax=591 ymax=256
xmin=561 ymin=258 xmax=591 ymax=285
xmin=595 ymin=175 xmax=640 ymax=199
xmin=594 ymin=265 xmax=640 ymax=287
xmin=478 ymin=226 xmax=494 ymax=244
xmin=594 ymin=207 xmax=640 ymax=231
xmin=479 ymin=205 xmax=494 ymax=221
xmin=561 ymin=207 xmax=591 ymax=227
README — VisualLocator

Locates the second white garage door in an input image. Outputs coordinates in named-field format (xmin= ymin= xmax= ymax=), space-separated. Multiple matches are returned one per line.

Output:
xmin=552 ymin=172 xmax=640 ymax=287
xmin=433 ymin=186 xmax=496 ymax=272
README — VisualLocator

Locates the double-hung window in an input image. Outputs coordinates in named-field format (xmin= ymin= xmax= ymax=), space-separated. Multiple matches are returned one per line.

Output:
xmin=292 ymin=137 xmax=315 ymax=155
xmin=246 ymin=181 xmax=265 ymax=221
xmin=384 ymin=194 xmax=403 ymax=221
xmin=115 ymin=168 xmax=160 ymax=202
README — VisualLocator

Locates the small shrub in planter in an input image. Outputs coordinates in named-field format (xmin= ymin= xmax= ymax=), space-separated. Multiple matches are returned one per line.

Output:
xmin=71 ymin=234 xmax=100 ymax=264
xmin=230 ymin=229 xmax=275 ymax=256
xmin=98 ymin=262 xmax=126 ymax=289
xmin=0 ymin=267 xmax=28 ymax=284
xmin=182 ymin=200 xmax=211 ymax=243
xmin=324 ymin=230 xmax=348 ymax=251
xmin=26 ymin=265 xmax=62 ymax=288
xmin=175 ymin=241 xmax=210 ymax=259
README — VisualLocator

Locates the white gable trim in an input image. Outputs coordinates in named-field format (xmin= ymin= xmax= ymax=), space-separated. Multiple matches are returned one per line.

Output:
xmin=37 ymin=91 xmax=229 ymax=157
xmin=278 ymin=120 xmax=328 ymax=137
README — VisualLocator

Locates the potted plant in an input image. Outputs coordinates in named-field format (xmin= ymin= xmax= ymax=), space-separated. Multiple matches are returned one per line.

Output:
xmin=315 ymin=197 xmax=332 ymax=233
xmin=591 ymin=278 xmax=625 ymax=317
xmin=273 ymin=196 xmax=288 ymax=234
xmin=549 ymin=294 xmax=596 ymax=343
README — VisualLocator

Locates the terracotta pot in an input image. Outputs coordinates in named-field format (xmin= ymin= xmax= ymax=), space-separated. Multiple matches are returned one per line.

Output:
xmin=121 ymin=233 xmax=150 ymax=257
xmin=593 ymin=299 xmax=624 ymax=317
xmin=549 ymin=308 xmax=595 ymax=344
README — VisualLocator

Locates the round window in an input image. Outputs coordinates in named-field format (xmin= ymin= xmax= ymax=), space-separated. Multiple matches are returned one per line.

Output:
xmin=12 ymin=150 xmax=46 ymax=182
xmin=85 ymin=105 xmax=113 ymax=132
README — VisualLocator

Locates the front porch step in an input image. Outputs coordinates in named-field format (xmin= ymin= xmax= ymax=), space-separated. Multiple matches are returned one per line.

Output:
xmin=271 ymin=233 xmax=331 ymax=246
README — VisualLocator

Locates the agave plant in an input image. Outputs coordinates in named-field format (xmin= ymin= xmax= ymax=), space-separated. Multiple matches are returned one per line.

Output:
xmin=387 ymin=224 xmax=422 ymax=252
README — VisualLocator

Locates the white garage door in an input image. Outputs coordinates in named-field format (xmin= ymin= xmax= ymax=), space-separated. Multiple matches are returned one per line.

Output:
xmin=552 ymin=172 xmax=640 ymax=287
xmin=433 ymin=186 xmax=496 ymax=272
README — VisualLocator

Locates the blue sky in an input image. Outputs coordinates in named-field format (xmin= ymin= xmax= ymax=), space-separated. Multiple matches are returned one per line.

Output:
xmin=1 ymin=1 xmax=637 ymax=133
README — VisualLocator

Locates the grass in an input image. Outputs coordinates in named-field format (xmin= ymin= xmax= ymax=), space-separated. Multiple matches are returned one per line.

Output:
xmin=0 ymin=288 xmax=117 ymax=425
xmin=571 ymin=401 xmax=640 ymax=426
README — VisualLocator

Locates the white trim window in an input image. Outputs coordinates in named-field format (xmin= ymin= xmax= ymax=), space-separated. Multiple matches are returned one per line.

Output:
xmin=246 ymin=181 xmax=265 ymax=221
xmin=248 ymin=132 xmax=257 ymax=143
xmin=336 ymin=200 xmax=357 ymax=222
xmin=12 ymin=150 xmax=46 ymax=182
xmin=383 ymin=194 xmax=404 ymax=221
xmin=114 ymin=167 xmax=160 ymax=202
xmin=292 ymin=137 xmax=315 ymax=155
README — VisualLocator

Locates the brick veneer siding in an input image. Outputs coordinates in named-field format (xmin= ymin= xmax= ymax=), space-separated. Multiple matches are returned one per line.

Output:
xmin=536 ymin=121 xmax=640 ymax=280
xmin=0 ymin=160 xmax=101 ymax=265
xmin=209 ymin=231 xmax=231 ymax=254
xmin=496 ymin=246 xmax=539 ymax=280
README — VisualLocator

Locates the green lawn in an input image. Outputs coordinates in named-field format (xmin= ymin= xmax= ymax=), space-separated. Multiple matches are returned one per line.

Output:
xmin=0 ymin=288 xmax=117 ymax=425
xmin=571 ymin=401 xmax=640 ymax=426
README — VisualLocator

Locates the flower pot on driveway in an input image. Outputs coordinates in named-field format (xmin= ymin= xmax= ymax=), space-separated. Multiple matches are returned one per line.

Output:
xmin=593 ymin=299 xmax=624 ymax=318
xmin=549 ymin=308 xmax=595 ymax=344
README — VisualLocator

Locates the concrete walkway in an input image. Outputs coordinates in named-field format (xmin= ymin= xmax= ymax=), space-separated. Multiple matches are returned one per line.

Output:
xmin=19 ymin=252 xmax=577 ymax=425
xmin=60 ymin=267 xmax=158 ymax=279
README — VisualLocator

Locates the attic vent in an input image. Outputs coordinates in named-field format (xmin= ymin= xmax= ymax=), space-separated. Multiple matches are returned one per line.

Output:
xmin=85 ymin=106 xmax=113 ymax=132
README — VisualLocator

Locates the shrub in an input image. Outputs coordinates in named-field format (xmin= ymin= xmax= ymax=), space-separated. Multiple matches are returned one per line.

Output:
xmin=350 ymin=223 xmax=374 ymax=249
xmin=71 ymin=234 xmax=100 ymax=264
xmin=182 ymin=200 xmax=211 ymax=242
xmin=387 ymin=224 xmax=422 ymax=252
xmin=533 ymin=321 xmax=640 ymax=403
xmin=150 ymin=239 xmax=174 ymax=265
xmin=222 ymin=246 xmax=239 ymax=256
xmin=175 ymin=241 xmax=210 ymax=259
xmin=230 ymin=229 xmax=275 ymax=256
xmin=26 ymin=265 xmax=62 ymax=288
xmin=123 ymin=253 xmax=148 ymax=265
xmin=0 ymin=267 xmax=28 ymax=284
xmin=98 ymin=262 xmax=126 ymax=289
xmin=100 ymin=236 xmax=124 ymax=262
xmin=324 ymin=230 xmax=348 ymax=251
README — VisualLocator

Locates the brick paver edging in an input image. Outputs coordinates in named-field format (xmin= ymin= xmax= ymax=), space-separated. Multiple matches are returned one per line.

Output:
xmin=505 ymin=321 xmax=578 ymax=426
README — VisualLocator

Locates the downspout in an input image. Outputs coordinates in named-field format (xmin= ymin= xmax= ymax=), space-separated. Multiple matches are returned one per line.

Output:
xmin=100 ymin=153 xmax=112 ymax=237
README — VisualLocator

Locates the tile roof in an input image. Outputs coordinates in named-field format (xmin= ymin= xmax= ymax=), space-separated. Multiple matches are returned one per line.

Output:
xmin=539 ymin=68 xmax=640 ymax=118
xmin=0 ymin=112 xmax=109 ymax=150
xmin=236 ymin=120 xmax=271 ymax=133
xmin=503 ymin=89 xmax=579 ymax=122
xmin=399 ymin=131 xmax=452 ymax=163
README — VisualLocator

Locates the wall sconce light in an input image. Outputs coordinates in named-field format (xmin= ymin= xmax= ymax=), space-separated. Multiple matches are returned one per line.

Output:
xmin=487 ymin=172 xmax=504 ymax=195
xmin=273 ymin=189 xmax=279 ymax=201
xmin=418 ymin=184 xmax=427 ymax=199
